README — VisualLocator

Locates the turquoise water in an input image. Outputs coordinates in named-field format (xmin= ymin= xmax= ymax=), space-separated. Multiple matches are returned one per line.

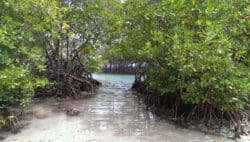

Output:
xmin=93 ymin=73 xmax=135 ymax=83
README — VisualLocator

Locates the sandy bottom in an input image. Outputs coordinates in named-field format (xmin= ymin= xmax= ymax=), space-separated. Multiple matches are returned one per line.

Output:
xmin=0 ymin=79 xmax=249 ymax=142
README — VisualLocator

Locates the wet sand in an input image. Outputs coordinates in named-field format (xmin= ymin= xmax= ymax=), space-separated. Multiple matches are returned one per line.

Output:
xmin=1 ymin=75 xmax=249 ymax=142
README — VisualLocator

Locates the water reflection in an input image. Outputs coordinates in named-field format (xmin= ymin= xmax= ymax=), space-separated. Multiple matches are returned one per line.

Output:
xmin=1 ymin=74 xmax=242 ymax=142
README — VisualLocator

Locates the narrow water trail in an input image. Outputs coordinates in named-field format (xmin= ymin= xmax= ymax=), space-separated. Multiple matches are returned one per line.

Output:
xmin=1 ymin=74 xmax=243 ymax=142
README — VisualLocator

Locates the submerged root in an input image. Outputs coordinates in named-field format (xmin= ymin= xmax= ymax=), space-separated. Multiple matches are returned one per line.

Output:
xmin=132 ymin=81 xmax=249 ymax=138
xmin=7 ymin=115 xmax=21 ymax=133
xmin=0 ymin=111 xmax=24 ymax=133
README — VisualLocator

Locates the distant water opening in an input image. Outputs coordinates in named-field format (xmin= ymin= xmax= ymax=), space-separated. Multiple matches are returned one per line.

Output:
xmin=92 ymin=73 xmax=135 ymax=84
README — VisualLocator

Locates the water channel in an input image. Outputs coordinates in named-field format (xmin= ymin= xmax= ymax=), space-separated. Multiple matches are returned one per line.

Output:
xmin=1 ymin=74 xmax=249 ymax=142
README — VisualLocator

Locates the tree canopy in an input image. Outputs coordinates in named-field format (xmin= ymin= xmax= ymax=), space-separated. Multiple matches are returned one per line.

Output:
xmin=104 ymin=0 xmax=250 ymax=111
xmin=0 ymin=0 xmax=249 ymax=132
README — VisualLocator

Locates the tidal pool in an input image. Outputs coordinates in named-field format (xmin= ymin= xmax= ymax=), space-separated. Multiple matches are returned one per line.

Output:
xmin=1 ymin=74 xmax=249 ymax=142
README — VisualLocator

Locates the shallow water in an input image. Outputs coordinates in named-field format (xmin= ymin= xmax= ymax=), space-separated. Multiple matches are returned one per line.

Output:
xmin=92 ymin=73 xmax=135 ymax=83
xmin=1 ymin=74 xmax=248 ymax=142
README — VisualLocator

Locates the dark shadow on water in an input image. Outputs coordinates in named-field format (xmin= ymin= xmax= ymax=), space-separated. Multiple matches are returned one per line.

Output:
xmin=0 ymin=136 xmax=6 ymax=141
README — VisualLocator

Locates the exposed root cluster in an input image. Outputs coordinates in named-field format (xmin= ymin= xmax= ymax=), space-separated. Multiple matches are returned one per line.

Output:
xmin=36 ymin=74 xmax=100 ymax=99
xmin=0 ymin=110 xmax=24 ymax=133
xmin=132 ymin=81 xmax=250 ymax=138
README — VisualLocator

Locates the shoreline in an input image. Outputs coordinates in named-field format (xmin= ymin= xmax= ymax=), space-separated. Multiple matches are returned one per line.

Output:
xmin=132 ymin=81 xmax=250 ymax=139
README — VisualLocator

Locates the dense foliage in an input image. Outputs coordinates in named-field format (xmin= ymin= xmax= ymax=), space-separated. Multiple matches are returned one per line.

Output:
xmin=0 ymin=0 xmax=49 ymax=127
xmin=0 ymin=0 xmax=249 ymax=133
xmin=0 ymin=0 xmax=48 ymax=110
xmin=105 ymin=0 xmax=250 ymax=112
xmin=0 ymin=0 xmax=117 ymax=127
